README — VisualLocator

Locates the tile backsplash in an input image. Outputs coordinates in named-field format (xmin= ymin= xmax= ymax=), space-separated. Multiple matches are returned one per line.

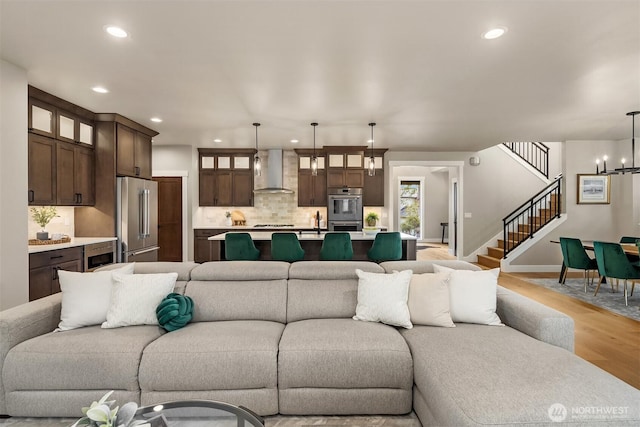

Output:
xmin=28 ymin=206 xmax=74 ymax=239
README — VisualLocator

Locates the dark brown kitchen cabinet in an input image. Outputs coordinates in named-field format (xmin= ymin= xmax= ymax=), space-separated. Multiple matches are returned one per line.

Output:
xmin=324 ymin=146 xmax=366 ymax=189
xmin=56 ymin=143 xmax=95 ymax=206
xmin=362 ymin=149 xmax=387 ymax=206
xmin=295 ymin=150 xmax=327 ymax=207
xmin=116 ymin=123 xmax=152 ymax=179
xmin=28 ymin=135 xmax=57 ymax=206
xmin=194 ymin=229 xmax=227 ymax=263
xmin=327 ymin=169 xmax=364 ymax=188
xmin=198 ymin=149 xmax=256 ymax=206
xmin=29 ymin=246 xmax=83 ymax=301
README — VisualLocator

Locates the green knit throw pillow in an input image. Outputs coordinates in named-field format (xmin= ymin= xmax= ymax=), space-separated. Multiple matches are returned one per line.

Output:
xmin=156 ymin=293 xmax=193 ymax=331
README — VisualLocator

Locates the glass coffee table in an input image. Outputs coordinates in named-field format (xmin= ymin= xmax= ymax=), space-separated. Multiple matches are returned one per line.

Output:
xmin=132 ymin=400 xmax=264 ymax=427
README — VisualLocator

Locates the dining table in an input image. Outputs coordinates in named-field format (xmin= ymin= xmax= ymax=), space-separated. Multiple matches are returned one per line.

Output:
xmin=551 ymin=240 xmax=639 ymax=283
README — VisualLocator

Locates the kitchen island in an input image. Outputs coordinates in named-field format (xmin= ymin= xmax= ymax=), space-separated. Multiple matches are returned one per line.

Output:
xmin=208 ymin=231 xmax=417 ymax=261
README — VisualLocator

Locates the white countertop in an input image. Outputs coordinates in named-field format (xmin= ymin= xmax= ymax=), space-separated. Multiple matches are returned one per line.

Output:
xmin=28 ymin=237 xmax=117 ymax=254
xmin=209 ymin=231 xmax=416 ymax=241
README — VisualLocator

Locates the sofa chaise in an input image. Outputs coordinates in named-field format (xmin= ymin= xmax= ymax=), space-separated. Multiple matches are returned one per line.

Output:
xmin=0 ymin=260 xmax=638 ymax=426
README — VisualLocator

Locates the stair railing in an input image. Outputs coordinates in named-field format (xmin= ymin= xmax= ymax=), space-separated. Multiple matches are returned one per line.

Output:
xmin=503 ymin=141 xmax=550 ymax=179
xmin=502 ymin=174 xmax=562 ymax=258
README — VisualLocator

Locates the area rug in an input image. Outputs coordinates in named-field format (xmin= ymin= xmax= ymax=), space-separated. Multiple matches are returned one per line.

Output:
xmin=0 ymin=413 xmax=422 ymax=427
xmin=525 ymin=277 xmax=640 ymax=321
xmin=416 ymin=245 xmax=436 ymax=250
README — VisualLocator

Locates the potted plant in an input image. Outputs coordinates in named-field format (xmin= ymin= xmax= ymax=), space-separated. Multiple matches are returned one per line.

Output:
xmin=30 ymin=206 xmax=58 ymax=240
xmin=365 ymin=212 xmax=379 ymax=227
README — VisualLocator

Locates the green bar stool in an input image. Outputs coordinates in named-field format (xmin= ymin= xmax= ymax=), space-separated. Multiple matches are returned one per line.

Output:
xmin=593 ymin=241 xmax=640 ymax=306
xmin=224 ymin=232 xmax=260 ymax=261
xmin=367 ymin=232 xmax=402 ymax=262
xmin=271 ymin=232 xmax=305 ymax=262
xmin=320 ymin=232 xmax=353 ymax=261
xmin=559 ymin=237 xmax=598 ymax=292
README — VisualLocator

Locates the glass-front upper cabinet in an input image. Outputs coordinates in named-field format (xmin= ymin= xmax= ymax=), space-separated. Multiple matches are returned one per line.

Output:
xmin=28 ymin=98 xmax=56 ymax=138
xmin=57 ymin=110 xmax=94 ymax=146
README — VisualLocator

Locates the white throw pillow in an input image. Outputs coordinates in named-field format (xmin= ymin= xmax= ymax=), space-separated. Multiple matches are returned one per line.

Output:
xmin=433 ymin=265 xmax=503 ymax=326
xmin=101 ymin=272 xmax=178 ymax=328
xmin=408 ymin=272 xmax=455 ymax=327
xmin=57 ymin=263 xmax=136 ymax=331
xmin=353 ymin=269 xmax=413 ymax=329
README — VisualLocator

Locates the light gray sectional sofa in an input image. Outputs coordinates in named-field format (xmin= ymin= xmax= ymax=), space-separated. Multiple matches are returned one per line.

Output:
xmin=1 ymin=260 xmax=638 ymax=426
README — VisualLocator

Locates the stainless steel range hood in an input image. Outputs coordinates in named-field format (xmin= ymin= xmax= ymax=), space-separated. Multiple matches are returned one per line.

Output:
xmin=253 ymin=149 xmax=294 ymax=194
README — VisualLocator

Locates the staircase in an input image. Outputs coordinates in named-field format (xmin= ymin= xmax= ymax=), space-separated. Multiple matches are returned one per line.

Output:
xmin=477 ymin=175 xmax=562 ymax=269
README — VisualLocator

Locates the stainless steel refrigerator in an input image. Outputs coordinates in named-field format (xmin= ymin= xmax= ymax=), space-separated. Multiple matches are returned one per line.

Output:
xmin=117 ymin=177 xmax=159 ymax=262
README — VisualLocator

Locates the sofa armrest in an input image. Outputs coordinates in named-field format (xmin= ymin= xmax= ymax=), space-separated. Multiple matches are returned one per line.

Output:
xmin=0 ymin=293 xmax=61 ymax=414
xmin=496 ymin=286 xmax=574 ymax=352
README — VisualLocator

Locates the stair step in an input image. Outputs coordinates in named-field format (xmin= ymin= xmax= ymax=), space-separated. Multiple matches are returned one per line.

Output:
xmin=477 ymin=254 xmax=501 ymax=268
xmin=518 ymin=223 xmax=543 ymax=233
xmin=508 ymin=231 xmax=529 ymax=241
xmin=487 ymin=247 xmax=504 ymax=258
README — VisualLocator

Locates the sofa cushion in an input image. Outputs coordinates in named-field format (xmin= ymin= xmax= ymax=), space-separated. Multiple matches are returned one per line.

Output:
xmin=353 ymin=268 xmax=413 ymax=329
xmin=187 ymin=261 xmax=288 ymax=323
xmin=3 ymin=325 xmax=163 ymax=392
xmin=102 ymin=272 xmax=177 ymax=328
xmin=402 ymin=324 xmax=640 ymax=425
xmin=380 ymin=260 xmax=481 ymax=274
xmin=278 ymin=318 xmax=413 ymax=390
xmin=139 ymin=320 xmax=284 ymax=391
xmin=433 ymin=265 xmax=503 ymax=326
xmin=287 ymin=261 xmax=384 ymax=322
xmin=408 ymin=272 xmax=455 ymax=327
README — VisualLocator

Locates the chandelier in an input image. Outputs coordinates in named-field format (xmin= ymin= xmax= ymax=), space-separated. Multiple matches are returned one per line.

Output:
xmin=595 ymin=111 xmax=640 ymax=175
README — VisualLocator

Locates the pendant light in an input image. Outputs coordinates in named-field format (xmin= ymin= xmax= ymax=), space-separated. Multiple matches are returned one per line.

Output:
xmin=368 ymin=122 xmax=376 ymax=176
xmin=253 ymin=122 xmax=261 ymax=176
xmin=311 ymin=122 xmax=318 ymax=176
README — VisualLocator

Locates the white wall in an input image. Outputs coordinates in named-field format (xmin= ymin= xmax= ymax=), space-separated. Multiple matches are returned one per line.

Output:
xmin=0 ymin=60 xmax=28 ymax=310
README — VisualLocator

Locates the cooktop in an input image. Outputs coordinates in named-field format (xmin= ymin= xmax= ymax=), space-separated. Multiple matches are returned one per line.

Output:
xmin=253 ymin=224 xmax=295 ymax=228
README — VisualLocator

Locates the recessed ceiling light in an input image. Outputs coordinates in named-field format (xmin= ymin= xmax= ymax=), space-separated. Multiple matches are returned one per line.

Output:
xmin=105 ymin=25 xmax=128 ymax=38
xmin=290 ymin=139 xmax=299 ymax=143
xmin=150 ymin=117 xmax=163 ymax=123
xmin=92 ymin=86 xmax=109 ymax=94
xmin=483 ymin=27 xmax=507 ymax=40
xmin=213 ymin=139 xmax=222 ymax=143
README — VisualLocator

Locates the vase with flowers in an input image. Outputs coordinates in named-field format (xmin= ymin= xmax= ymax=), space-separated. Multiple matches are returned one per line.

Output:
xmin=30 ymin=206 xmax=58 ymax=240
xmin=72 ymin=390 xmax=141 ymax=427
xmin=225 ymin=211 xmax=232 ymax=226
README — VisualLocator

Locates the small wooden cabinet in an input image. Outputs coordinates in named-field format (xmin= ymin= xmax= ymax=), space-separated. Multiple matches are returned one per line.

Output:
xmin=194 ymin=229 xmax=227 ymax=263
xmin=56 ymin=143 xmax=95 ymax=206
xmin=56 ymin=109 xmax=94 ymax=146
xmin=29 ymin=246 xmax=83 ymax=301
xmin=295 ymin=150 xmax=327 ymax=206
xmin=198 ymin=149 xmax=256 ymax=206
xmin=28 ymin=98 xmax=56 ymax=138
xmin=116 ymin=123 xmax=152 ymax=179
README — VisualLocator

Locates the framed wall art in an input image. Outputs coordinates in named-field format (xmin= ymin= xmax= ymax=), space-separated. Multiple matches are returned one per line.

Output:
xmin=577 ymin=174 xmax=610 ymax=204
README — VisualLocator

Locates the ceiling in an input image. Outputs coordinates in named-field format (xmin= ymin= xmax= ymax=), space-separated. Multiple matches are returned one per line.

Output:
xmin=1 ymin=0 xmax=638 ymax=152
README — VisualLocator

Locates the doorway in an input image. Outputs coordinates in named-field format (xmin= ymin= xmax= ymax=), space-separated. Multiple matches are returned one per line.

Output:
xmin=154 ymin=177 xmax=183 ymax=261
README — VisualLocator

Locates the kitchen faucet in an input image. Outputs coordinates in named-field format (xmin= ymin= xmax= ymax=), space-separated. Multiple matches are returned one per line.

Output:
xmin=316 ymin=210 xmax=321 ymax=235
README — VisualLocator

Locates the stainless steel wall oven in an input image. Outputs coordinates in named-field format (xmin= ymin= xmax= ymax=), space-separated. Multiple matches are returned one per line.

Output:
xmin=327 ymin=188 xmax=363 ymax=231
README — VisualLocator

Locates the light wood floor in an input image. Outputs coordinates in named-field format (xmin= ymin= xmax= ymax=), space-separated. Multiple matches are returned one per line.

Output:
xmin=416 ymin=245 xmax=640 ymax=390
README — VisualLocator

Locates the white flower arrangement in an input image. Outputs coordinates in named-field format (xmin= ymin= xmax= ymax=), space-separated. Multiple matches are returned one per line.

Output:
xmin=72 ymin=391 xmax=141 ymax=427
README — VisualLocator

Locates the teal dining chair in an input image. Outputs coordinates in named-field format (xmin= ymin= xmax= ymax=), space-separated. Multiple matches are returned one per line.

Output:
xmin=593 ymin=241 xmax=640 ymax=306
xmin=619 ymin=236 xmax=640 ymax=244
xmin=224 ymin=233 xmax=260 ymax=261
xmin=559 ymin=237 xmax=598 ymax=292
xmin=320 ymin=233 xmax=353 ymax=261
xmin=367 ymin=232 xmax=402 ymax=263
xmin=271 ymin=232 xmax=305 ymax=262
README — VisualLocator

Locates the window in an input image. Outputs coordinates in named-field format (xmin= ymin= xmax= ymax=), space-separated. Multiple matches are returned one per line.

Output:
xmin=400 ymin=180 xmax=421 ymax=238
